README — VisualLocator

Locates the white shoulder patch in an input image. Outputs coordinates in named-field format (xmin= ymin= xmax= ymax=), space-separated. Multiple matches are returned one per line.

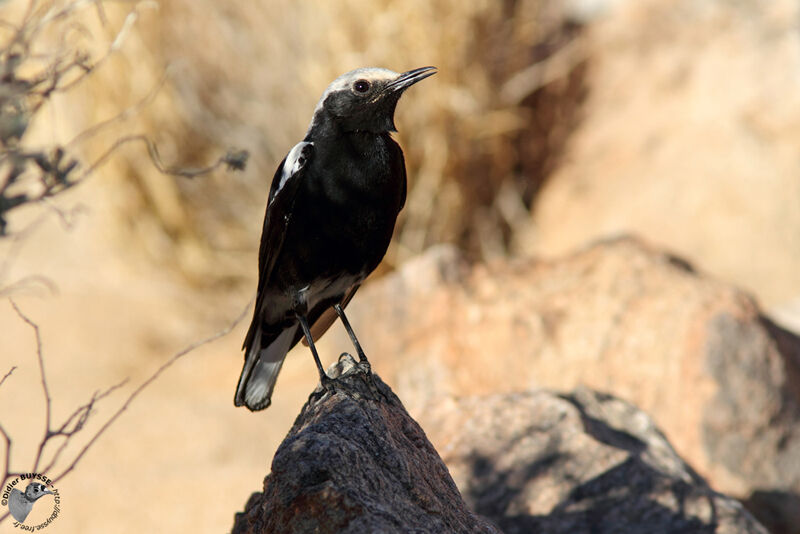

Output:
xmin=275 ymin=141 xmax=313 ymax=198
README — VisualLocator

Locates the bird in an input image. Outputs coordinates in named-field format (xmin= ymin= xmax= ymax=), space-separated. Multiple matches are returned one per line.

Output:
xmin=8 ymin=482 xmax=53 ymax=523
xmin=235 ymin=66 xmax=436 ymax=411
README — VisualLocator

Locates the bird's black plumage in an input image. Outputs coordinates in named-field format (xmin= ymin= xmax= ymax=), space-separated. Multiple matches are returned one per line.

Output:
xmin=236 ymin=66 xmax=436 ymax=411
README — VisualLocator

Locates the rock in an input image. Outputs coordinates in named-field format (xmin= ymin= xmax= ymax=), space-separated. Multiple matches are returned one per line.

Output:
xmin=231 ymin=354 xmax=501 ymax=534
xmin=421 ymin=387 xmax=768 ymax=534
xmin=231 ymin=355 xmax=766 ymax=533
xmin=320 ymin=238 xmax=800 ymax=533
xmin=528 ymin=0 xmax=800 ymax=312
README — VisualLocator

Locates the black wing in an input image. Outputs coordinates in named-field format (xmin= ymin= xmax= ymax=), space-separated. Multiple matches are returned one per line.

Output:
xmin=243 ymin=143 xmax=313 ymax=352
xmin=387 ymin=136 xmax=407 ymax=212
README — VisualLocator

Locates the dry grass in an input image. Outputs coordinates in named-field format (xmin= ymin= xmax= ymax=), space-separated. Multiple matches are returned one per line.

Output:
xmin=52 ymin=0 xmax=588 ymax=286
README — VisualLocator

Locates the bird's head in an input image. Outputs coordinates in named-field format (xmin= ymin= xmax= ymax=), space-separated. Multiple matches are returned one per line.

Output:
xmin=310 ymin=66 xmax=437 ymax=134
xmin=24 ymin=482 xmax=53 ymax=502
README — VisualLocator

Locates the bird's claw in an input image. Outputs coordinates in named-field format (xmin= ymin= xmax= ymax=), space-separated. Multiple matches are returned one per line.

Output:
xmin=357 ymin=359 xmax=371 ymax=375
xmin=319 ymin=373 xmax=337 ymax=392
xmin=340 ymin=350 xmax=371 ymax=375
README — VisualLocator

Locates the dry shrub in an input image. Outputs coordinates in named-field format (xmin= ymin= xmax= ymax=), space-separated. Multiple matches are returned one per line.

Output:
xmin=65 ymin=0 xmax=588 ymax=284
xmin=0 ymin=0 xmax=113 ymax=237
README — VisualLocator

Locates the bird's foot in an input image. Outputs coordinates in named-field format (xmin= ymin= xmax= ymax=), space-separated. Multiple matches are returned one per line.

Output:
xmin=356 ymin=357 xmax=372 ymax=375
xmin=319 ymin=372 xmax=337 ymax=392
xmin=335 ymin=351 xmax=372 ymax=377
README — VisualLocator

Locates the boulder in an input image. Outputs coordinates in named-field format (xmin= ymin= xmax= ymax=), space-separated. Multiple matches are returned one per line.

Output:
xmin=529 ymin=0 xmax=800 ymax=314
xmin=422 ymin=387 xmax=768 ymax=534
xmin=232 ymin=356 xmax=766 ymax=533
xmin=231 ymin=355 xmax=501 ymax=534
xmin=319 ymin=238 xmax=800 ymax=532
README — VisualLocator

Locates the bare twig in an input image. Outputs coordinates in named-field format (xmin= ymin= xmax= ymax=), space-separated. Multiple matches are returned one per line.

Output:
xmin=40 ymin=200 xmax=88 ymax=231
xmin=0 ymin=367 xmax=16 ymax=390
xmin=39 ymin=378 xmax=128 ymax=475
xmin=51 ymin=298 xmax=252 ymax=484
xmin=0 ymin=275 xmax=57 ymax=298
xmin=0 ymin=422 xmax=13 ymax=486
xmin=0 ymin=298 xmax=252 ymax=525
xmin=0 ymin=3 xmax=251 ymax=525
xmin=77 ymin=134 xmax=249 ymax=181
xmin=0 ymin=203 xmax=80 ymax=298
xmin=66 ymin=68 xmax=169 ymax=148
xmin=50 ymin=1 xmax=159 ymax=96
xmin=0 ymin=213 xmax=51 ymax=285
xmin=0 ymin=136 xmax=246 ymax=239
xmin=0 ymin=0 xmax=213 ymax=238
xmin=91 ymin=0 xmax=109 ymax=26
xmin=10 ymin=301 xmax=52 ymax=474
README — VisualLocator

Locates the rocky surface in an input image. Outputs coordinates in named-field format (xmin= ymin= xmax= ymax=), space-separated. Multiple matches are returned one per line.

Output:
xmin=528 ymin=0 xmax=800 ymax=316
xmin=422 ymin=387 xmax=767 ymax=534
xmin=320 ymin=238 xmax=800 ymax=533
xmin=8 ymin=1 xmax=800 ymax=533
xmin=231 ymin=355 xmax=501 ymax=534
xmin=232 ymin=356 xmax=766 ymax=533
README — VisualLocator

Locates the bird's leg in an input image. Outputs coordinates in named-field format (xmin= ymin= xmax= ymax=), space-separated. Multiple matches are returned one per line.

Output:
xmin=333 ymin=303 xmax=370 ymax=373
xmin=295 ymin=312 xmax=334 ymax=390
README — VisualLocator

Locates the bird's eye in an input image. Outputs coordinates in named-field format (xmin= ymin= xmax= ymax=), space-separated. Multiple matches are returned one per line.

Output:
xmin=353 ymin=80 xmax=370 ymax=93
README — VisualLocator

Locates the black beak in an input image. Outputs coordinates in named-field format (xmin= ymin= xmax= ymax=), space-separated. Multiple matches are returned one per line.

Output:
xmin=387 ymin=66 xmax=437 ymax=93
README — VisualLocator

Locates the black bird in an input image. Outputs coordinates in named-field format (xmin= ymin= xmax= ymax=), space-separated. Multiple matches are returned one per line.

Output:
xmin=236 ymin=66 xmax=436 ymax=411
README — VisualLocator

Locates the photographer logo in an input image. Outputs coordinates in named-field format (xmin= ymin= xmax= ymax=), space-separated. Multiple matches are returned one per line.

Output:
xmin=2 ymin=473 xmax=60 ymax=530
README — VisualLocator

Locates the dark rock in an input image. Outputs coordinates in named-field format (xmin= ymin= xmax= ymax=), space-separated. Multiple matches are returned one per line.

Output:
xmin=420 ymin=387 xmax=769 ymax=534
xmin=743 ymin=490 xmax=800 ymax=534
xmin=231 ymin=354 xmax=500 ymax=534
xmin=325 ymin=238 xmax=800 ymax=532
xmin=703 ymin=313 xmax=800 ymax=488
xmin=232 ymin=352 xmax=767 ymax=533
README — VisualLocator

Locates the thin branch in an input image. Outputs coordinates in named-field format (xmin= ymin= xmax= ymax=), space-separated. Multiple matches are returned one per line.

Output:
xmin=0 ymin=367 xmax=16 ymax=390
xmin=66 ymin=68 xmax=169 ymax=148
xmin=0 ymin=138 xmax=246 ymax=240
xmin=0 ymin=275 xmax=57 ymax=299
xmin=0 ymin=213 xmax=51 ymax=285
xmin=52 ymin=379 xmax=129 ymax=440
xmin=0 ymin=203 xmax=81 ymax=298
xmin=6 ymin=0 xmax=37 ymax=53
xmin=0 ymin=298 xmax=252 ymax=525
xmin=51 ymin=1 xmax=158 ymax=95
xmin=52 ymin=298 xmax=252 ymax=484
xmin=0 ymin=422 xmax=11 ymax=490
xmin=40 ymin=199 xmax=88 ymax=231
xmin=10 ymin=300 xmax=51 ymax=474
xmin=77 ymin=134 xmax=249 ymax=181
xmin=0 ymin=4 xmax=252 ymax=525
xmin=91 ymin=0 xmax=109 ymax=26
xmin=39 ymin=378 xmax=128 ymax=475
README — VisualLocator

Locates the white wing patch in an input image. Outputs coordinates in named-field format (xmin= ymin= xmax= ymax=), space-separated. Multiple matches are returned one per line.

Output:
xmin=274 ymin=141 xmax=313 ymax=202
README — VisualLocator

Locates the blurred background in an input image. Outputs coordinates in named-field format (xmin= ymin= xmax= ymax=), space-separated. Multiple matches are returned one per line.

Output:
xmin=2 ymin=0 xmax=800 ymax=532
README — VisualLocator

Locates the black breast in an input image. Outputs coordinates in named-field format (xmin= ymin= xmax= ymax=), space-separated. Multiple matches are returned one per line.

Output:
xmin=274 ymin=132 xmax=406 ymax=287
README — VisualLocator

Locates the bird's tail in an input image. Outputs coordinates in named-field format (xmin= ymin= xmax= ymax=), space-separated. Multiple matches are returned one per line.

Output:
xmin=235 ymin=323 xmax=298 ymax=411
